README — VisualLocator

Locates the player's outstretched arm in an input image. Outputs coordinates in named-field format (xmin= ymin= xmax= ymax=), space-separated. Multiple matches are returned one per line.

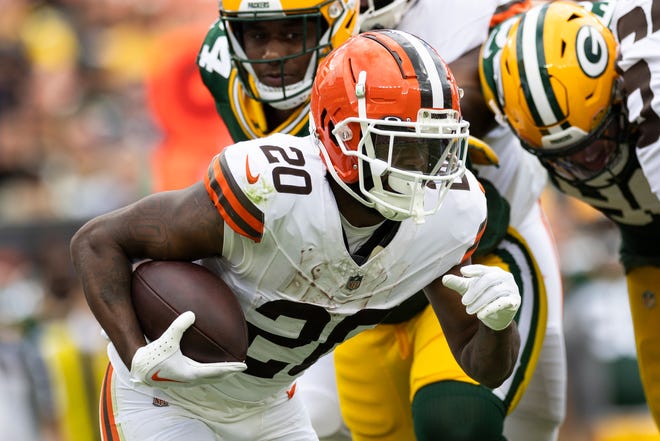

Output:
xmin=424 ymin=262 xmax=521 ymax=388
xmin=70 ymin=181 xmax=225 ymax=370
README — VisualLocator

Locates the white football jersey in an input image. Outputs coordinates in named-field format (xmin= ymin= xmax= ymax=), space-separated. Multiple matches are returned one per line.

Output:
xmin=612 ymin=0 xmax=660 ymax=200
xmin=398 ymin=0 xmax=498 ymax=63
xmin=475 ymin=125 xmax=548 ymax=229
xmin=184 ymin=133 xmax=488 ymax=404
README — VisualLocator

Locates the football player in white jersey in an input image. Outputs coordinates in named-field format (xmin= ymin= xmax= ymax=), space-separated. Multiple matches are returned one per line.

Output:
xmin=196 ymin=2 xmax=359 ymax=438
xmin=70 ymin=30 xmax=523 ymax=441
xmin=196 ymin=3 xmax=533 ymax=440
xmin=481 ymin=0 xmax=660 ymax=430
xmin=305 ymin=1 xmax=568 ymax=441
xmin=196 ymin=2 xmax=548 ymax=439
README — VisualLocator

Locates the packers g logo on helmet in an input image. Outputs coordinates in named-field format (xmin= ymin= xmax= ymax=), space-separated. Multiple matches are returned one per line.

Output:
xmin=575 ymin=25 xmax=610 ymax=79
xmin=496 ymin=0 xmax=618 ymax=153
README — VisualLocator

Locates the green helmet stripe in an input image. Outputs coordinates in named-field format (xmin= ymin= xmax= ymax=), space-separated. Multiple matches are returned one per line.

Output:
xmin=516 ymin=3 xmax=567 ymax=131
xmin=480 ymin=28 xmax=502 ymax=111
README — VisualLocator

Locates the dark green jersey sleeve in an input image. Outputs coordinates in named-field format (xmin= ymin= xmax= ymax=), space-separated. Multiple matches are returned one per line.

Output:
xmin=197 ymin=19 xmax=232 ymax=110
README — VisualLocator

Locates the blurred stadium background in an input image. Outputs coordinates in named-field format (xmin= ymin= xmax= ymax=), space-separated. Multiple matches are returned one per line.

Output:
xmin=0 ymin=1 xmax=656 ymax=440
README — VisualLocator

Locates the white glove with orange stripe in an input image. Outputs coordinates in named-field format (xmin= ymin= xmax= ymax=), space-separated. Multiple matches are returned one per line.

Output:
xmin=130 ymin=311 xmax=247 ymax=387
xmin=442 ymin=264 xmax=521 ymax=331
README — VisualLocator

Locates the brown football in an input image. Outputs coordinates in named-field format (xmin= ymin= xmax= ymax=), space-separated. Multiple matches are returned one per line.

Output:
xmin=131 ymin=260 xmax=248 ymax=363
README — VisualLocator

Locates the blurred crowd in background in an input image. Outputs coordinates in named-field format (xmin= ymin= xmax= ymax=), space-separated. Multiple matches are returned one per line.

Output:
xmin=0 ymin=1 xmax=654 ymax=440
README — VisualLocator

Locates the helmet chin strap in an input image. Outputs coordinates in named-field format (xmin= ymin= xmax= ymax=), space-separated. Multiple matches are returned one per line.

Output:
xmin=251 ymin=49 xmax=320 ymax=110
xmin=372 ymin=194 xmax=426 ymax=223
xmin=255 ymin=79 xmax=312 ymax=110
xmin=371 ymin=181 xmax=427 ymax=224
xmin=374 ymin=205 xmax=407 ymax=221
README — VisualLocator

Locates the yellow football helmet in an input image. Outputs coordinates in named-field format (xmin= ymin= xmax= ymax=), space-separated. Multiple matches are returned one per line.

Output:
xmin=219 ymin=0 xmax=360 ymax=110
xmin=498 ymin=1 xmax=618 ymax=154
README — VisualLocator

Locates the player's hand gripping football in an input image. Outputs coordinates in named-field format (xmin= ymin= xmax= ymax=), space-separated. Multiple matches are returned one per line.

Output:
xmin=442 ymin=264 xmax=521 ymax=331
xmin=130 ymin=311 xmax=247 ymax=387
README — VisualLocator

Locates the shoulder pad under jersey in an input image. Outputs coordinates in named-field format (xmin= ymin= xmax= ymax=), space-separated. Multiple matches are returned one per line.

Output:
xmin=204 ymin=134 xmax=325 ymax=242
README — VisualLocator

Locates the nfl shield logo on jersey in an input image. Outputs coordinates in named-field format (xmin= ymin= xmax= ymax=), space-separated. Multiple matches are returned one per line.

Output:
xmin=152 ymin=397 xmax=169 ymax=407
xmin=345 ymin=275 xmax=363 ymax=291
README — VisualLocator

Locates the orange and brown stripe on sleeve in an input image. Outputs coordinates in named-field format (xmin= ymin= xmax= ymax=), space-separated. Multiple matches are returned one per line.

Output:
xmin=461 ymin=217 xmax=488 ymax=263
xmin=100 ymin=363 xmax=121 ymax=441
xmin=205 ymin=153 xmax=264 ymax=242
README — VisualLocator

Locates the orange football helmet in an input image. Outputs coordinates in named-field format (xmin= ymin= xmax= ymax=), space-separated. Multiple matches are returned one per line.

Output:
xmin=310 ymin=29 xmax=469 ymax=223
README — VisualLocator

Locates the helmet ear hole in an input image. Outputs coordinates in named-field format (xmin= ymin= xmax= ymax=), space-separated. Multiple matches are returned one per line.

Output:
xmin=327 ymin=121 xmax=340 ymax=146
xmin=319 ymin=109 xmax=328 ymax=130
xmin=503 ymin=58 xmax=512 ymax=76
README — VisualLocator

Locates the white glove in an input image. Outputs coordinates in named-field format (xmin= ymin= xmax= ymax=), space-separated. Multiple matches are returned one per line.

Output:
xmin=130 ymin=311 xmax=247 ymax=387
xmin=442 ymin=264 xmax=521 ymax=331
